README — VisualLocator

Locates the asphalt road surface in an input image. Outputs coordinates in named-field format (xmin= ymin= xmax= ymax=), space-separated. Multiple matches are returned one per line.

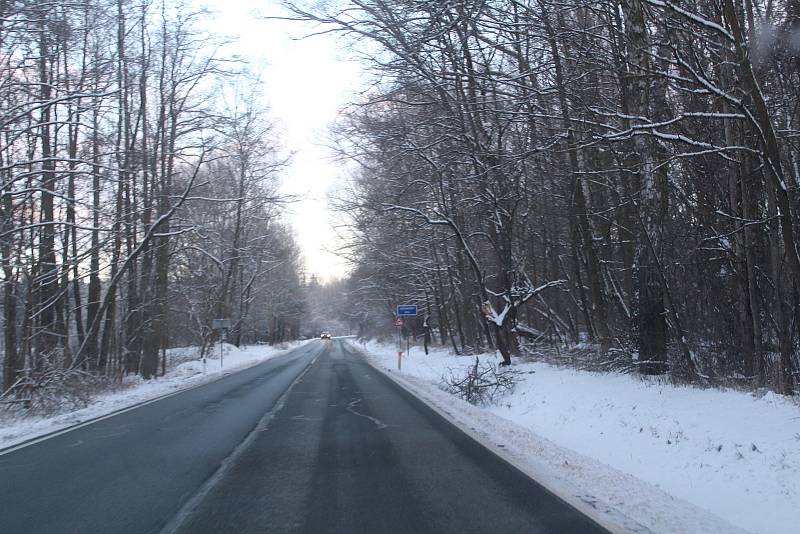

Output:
xmin=0 ymin=339 xmax=610 ymax=534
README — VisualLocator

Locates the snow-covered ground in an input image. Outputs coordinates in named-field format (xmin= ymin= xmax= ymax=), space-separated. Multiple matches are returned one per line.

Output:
xmin=0 ymin=340 xmax=309 ymax=451
xmin=352 ymin=339 xmax=799 ymax=534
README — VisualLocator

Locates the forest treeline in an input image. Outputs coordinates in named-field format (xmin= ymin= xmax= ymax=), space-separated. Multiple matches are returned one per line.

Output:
xmin=0 ymin=0 xmax=305 ymax=399
xmin=292 ymin=0 xmax=800 ymax=394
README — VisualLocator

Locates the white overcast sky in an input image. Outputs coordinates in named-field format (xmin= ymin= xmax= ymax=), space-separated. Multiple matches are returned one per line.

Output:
xmin=199 ymin=0 xmax=363 ymax=282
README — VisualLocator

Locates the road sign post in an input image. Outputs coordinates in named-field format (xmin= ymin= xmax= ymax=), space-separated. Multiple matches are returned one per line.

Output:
xmin=220 ymin=329 xmax=226 ymax=370
xmin=395 ymin=306 xmax=416 ymax=370
xmin=212 ymin=319 xmax=234 ymax=370
xmin=395 ymin=316 xmax=403 ymax=371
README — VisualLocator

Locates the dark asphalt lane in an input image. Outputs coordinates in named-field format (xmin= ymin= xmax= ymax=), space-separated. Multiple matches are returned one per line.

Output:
xmin=0 ymin=342 xmax=320 ymax=534
xmin=173 ymin=340 xmax=610 ymax=534
xmin=1 ymin=339 xmax=610 ymax=534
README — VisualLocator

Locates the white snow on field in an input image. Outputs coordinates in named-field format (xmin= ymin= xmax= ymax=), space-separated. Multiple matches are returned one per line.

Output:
xmin=352 ymin=339 xmax=800 ymax=534
xmin=0 ymin=341 xmax=310 ymax=451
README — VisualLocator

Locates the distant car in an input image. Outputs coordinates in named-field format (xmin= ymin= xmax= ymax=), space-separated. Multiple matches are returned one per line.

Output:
xmin=320 ymin=332 xmax=331 ymax=340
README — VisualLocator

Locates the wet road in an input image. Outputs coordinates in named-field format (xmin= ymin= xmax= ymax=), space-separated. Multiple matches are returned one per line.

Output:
xmin=0 ymin=339 xmax=609 ymax=534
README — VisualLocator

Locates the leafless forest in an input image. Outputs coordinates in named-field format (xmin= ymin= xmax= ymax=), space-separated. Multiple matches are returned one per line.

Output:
xmin=0 ymin=1 xmax=305 ymax=403
xmin=291 ymin=0 xmax=800 ymax=394
xmin=2 ymin=0 xmax=799 ymax=410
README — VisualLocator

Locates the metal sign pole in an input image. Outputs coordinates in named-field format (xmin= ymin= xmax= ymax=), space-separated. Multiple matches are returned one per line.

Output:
xmin=395 ymin=316 xmax=403 ymax=371
xmin=398 ymin=324 xmax=402 ymax=372
xmin=211 ymin=319 xmax=232 ymax=371
xmin=395 ymin=305 xmax=417 ymax=371
xmin=220 ymin=329 xmax=226 ymax=369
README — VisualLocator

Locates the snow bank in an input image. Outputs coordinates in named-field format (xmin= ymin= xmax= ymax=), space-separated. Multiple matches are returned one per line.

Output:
xmin=355 ymin=340 xmax=799 ymax=534
xmin=0 ymin=341 xmax=309 ymax=451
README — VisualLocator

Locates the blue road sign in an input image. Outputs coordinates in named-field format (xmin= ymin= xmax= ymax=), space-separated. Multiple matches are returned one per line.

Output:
xmin=397 ymin=305 xmax=418 ymax=316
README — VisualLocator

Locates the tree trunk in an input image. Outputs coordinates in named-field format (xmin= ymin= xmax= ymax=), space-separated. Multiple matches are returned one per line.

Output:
xmin=35 ymin=17 xmax=59 ymax=365
xmin=621 ymin=0 xmax=668 ymax=374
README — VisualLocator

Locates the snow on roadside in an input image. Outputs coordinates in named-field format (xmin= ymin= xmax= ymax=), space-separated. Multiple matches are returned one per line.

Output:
xmin=352 ymin=339 xmax=799 ymax=534
xmin=0 ymin=340 xmax=311 ymax=451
